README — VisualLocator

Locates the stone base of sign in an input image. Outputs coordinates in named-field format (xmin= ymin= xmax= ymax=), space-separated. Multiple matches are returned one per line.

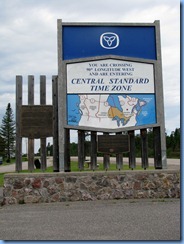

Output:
xmin=3 ymin=170 xmax=180 ymax=205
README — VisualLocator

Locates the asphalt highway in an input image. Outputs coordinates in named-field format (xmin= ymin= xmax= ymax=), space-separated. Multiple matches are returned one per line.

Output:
xmin=0 ymin=198 xmax=180 ymax=240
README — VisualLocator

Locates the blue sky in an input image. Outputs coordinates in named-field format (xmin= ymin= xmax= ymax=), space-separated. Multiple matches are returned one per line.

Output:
xmin=0 ymin=0 xmax=180 ymax=152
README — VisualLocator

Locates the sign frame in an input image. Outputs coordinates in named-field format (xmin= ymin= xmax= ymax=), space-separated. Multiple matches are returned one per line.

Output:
xmin=57 ymin=20 xmax=167 ymax=170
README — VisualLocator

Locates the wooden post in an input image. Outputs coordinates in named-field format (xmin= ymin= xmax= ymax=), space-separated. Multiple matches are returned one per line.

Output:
xmin=116 ymin=132 xmax=123 ymax=170
xmin=64 ymin=128 xmax=71 ymax=172
xmin=28 ymin=75 xmax=34 ymax=172
xmin=128 ymin=130 xmax=136 ymax=169
xmin=16 ymin=76 xmax=22 ymax=172
xmin=103 ymin=132 xmax=110 ymax=170
xmin=140 ymin=128 xmax=149 ymax=169
xmin=116 ymin=153 xmax=123 ymax=170
xmin=78 ymin=130 xmax=85 ymax=171
xmin=40 ymin=76 xmax=47 ymax=171
xmin=153 ymin=127 xmax=162 ymax=169
xmin=52 ymin=76 xmax=59 ymax=172
xmin=91 ymin=131 xmax=97 ymax=170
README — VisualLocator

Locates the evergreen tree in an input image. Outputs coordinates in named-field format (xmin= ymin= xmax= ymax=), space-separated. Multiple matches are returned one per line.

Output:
xmin=0 ymin=135 xmax=5 ymax=158
xmin=0 ymin=103 xmax=16 ymax=162
xmin=173 ymin=128 xmax=180 ymax=151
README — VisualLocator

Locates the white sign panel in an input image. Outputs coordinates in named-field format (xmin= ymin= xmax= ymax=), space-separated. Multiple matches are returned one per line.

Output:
xmin=67 ymin=59 xmax=154 ymax=94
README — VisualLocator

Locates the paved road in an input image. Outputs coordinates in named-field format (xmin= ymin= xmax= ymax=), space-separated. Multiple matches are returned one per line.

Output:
xmin=0 ymin=198 xmax=180 ymax=240
xmin=0 ymin=157 xmax=180 ymax=173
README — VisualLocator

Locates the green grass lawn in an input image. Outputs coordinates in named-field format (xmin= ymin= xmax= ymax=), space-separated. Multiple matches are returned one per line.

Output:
xmin=0 ymin=161 xmax=154 ymax=187
xmin=0 ymin=173 xmax=4 ymax=187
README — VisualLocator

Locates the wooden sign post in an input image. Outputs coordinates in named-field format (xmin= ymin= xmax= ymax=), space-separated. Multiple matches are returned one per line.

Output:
xmin=15 ymin=76 xmax=59 ymax=172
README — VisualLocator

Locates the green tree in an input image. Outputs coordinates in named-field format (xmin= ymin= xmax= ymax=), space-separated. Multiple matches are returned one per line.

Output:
xmin=147 ymin=128 xmax=154 ymax=157
xmin=0 ymin=103 xmax=16 ymax=162
xmin=173 ymin=128 xmax=180 ymax=151
xmin=70 ymin=142 xmax=78 ymax=156
xmin=0 ymin=135 xmax=5 ymax=158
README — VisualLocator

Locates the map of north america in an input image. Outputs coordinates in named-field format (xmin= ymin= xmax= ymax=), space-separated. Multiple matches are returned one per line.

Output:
xmin=67 ymin=94 xmax=156 ymax=128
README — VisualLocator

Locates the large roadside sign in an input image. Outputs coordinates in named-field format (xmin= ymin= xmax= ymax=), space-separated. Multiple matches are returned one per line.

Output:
xmin=57 ymin=20 xmax=166 ymax=168
xmin=58 ymin=21 xmax=164 ymax=133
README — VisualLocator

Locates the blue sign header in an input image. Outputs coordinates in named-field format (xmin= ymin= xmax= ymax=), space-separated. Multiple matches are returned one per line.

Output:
xmin=62 ymin=26 xmax=156 ymax=60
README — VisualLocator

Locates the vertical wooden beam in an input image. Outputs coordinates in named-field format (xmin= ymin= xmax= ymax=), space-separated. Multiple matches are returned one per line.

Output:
xmin=116 ymin=132 xmax=123 ymax=170
xmin=40 ymin=139 xmax=46 ymax=171
xmin=16 ymin=76 xmax=22 ymax=172
xmin=40 ymin=75 xmax=46 ymax=104
xmin=128 ymin=130 xmax=136 ymax=169
xmin=64 ymin=128 xmax=71 ymax=172
xmin=91 ymin=131 xmax=97 ymax=170
xmin=52 ymin=76 xmax=59 ymax=172
xmin=40 ymin=75 xmax=47 ymax=171
xmin=28 ymin=140 xmax=34 ymax=171
xmin=103 ymin=132 xmax=110 ymax=170
xmin=28 ymin=75 xmax=34 ymax=172
xmin=28 ymin=75 xmax=34 ymax=105
xmin=103 ymin=154 xmax=110 ymax=170
xmin=140 ymin=128 xmax=149 ymax=169
xmin=116 ymin=153 xmax=123 ymax=170
xmin=78 ymin=130 xmax=85 ymax=171
xmin=153 ymin=127 xmax=162 ymax=169
xmin=57 ymin=19 xmax=66 ymax=171
xmin=154 ymin=21 xmax=167 ymax=169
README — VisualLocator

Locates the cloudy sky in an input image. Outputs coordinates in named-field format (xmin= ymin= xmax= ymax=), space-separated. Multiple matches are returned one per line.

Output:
xmin=0 ymin=0 xmax=180 ymax=151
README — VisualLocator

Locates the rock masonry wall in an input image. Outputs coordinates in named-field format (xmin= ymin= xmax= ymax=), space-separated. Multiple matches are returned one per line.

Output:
xmin=3 ymin=170 xmax=180 ymax=204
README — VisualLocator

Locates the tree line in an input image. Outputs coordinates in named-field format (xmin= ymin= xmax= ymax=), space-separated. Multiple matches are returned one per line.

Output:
xmin=46 ymin=128 xmax=180 ymax=159
xmin=0 ymin=103 xmax=180 ymax=162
